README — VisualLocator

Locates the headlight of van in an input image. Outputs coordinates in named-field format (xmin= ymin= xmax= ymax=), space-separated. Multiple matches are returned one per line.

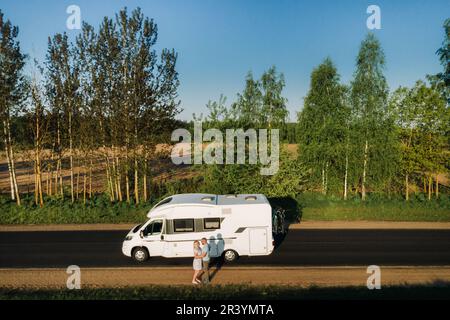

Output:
xmin=125 ymin=235 xmax=133 ymax=241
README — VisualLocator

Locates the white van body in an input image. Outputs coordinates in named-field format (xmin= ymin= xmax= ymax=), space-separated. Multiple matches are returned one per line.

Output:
xmin=122 ymin=193 xmax=275 ymax=262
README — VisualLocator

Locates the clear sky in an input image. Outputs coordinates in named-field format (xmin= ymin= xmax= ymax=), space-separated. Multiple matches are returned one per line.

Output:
xmin=1 ymin=0 xmax=448 ymax=121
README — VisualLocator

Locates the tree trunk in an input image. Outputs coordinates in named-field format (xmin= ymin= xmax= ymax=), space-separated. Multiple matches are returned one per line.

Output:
xmin=35 ymin=151 xmax=43 ymax=207
xmin=46 ymin=169 xmax=50 ymax=195
xmin=10 ymin=147 xmax=20 ymax=206
xmin=143 ymin=156 xmax=148 ymax=202
xmin=428 ymin=176 xmax=432 ymax=200
xmin=69 ymin=110 xmax=74 ymax=203
xmin=134 ymin=156 xmax=139 ymax=204
xmin=105 ymin=155 xmax=114 ymax=202
xmin=35 ymin=101 xmax=44 ymax=207
xmin=3 ymin=120 xmax=15 ymax=201
xmin=435 ymin=174 xmax=439 ymax=199
xmin=57 ymin=120 xmax=63 ymax=198
xmin=405 ymin=174 xmax=409 ymax=201
xmin=37 ymin=167 xmax=43 ymax=207
xmin=115 ymin=155 xmax=123 ymax=202
xmin=49 ymin=169 xmax=53 ymax=196
xmin=76 ymin=167 xmax=80 ymax=199
xmin=321 ymin=165 xmax=325 ymax=195
xmin=125 ymin=146 xmax=130 ymax=204
xmin=6 ymin=118 xmax=20 ymax=206
xmin=34 ymin=159 xmax=38 ymax=205
xmin=361 ymin=140 xmax=369 ymax=201
xmin=423 ymin=177 xmax=426 ymax=194
xmin=125 ymin=172 xmax=130 ymax=203
xmin=89 ymin=160 xmax=92 ymax=199
xmin=343 ymin=149 xmax=348 ymax=200
xmin=54 ymin=160 xmax=59 ymax=196
xmin=83 ymin=168 xmax=87 ymax=205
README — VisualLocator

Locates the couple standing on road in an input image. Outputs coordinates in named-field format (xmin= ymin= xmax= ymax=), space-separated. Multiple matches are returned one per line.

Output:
xmin=192 ymin=238 xmax=210 ymax=284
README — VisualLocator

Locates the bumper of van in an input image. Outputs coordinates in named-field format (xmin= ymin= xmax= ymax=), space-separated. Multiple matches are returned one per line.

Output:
xmin=122 ymin=241 xmax=132 ymax=257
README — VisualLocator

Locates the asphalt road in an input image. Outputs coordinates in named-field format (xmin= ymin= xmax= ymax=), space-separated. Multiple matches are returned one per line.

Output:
xmin=1 ymin=229 xmax=450 ymax=268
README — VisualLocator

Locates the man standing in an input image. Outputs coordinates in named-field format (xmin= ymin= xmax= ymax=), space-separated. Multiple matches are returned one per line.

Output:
xmin=200 ymin=237 xmax=210 ymax=284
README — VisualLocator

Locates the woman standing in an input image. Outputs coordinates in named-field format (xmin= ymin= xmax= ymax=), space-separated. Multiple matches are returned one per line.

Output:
xmin=192 ymin=240 xmax=203 ymax=284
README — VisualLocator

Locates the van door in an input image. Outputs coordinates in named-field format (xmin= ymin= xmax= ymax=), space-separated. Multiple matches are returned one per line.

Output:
xmin=142 ymin=219 xmax=165 ymax=257
xmin=249 ymin=228 xmax=268 ymax=254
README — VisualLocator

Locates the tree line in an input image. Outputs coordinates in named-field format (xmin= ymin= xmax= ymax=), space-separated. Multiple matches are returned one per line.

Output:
xmin=0 ymin=8 xmax=449 ymax=207
xmin=1 ymin=8 xmax=181 ymax=206
xmin=197 ymin=22 xmax=449 ymax=201
xmin=296 ymin=30 xmax=449 ymax=201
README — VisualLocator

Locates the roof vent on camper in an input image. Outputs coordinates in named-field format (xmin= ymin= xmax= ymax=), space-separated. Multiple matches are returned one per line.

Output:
xmin=201 ymin=196 xmax=215 ymax=202
xmin=245 ymin=196 xmax=257 ymax=201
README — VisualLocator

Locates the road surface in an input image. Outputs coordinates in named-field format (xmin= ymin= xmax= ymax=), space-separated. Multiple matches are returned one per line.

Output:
xmin=1 ymin=229 xmax=450 ymax=268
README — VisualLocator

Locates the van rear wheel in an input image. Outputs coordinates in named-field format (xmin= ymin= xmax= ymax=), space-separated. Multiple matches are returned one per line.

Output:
xmin=223 ymin=249 xmax=238 ymax=263
xmin=132 ymin=247 xmax=149 ymax=262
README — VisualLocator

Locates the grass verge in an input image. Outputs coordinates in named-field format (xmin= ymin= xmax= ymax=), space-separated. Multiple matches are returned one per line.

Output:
xmin=0 ymin=192 xmax=449 ymax=224
xmin=298 ymin=193 xmax=450 ymax=222
xmin=1 ymin=284 xmax=450 ymax=300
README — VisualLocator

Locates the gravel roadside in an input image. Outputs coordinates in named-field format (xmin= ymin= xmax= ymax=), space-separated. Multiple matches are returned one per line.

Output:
xmin=1 ymin=266 xmax=449 ymax=288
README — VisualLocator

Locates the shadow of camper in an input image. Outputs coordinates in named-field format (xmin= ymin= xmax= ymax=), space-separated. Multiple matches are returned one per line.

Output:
xmin=209 ymin=233 xmax=225 ymax=282
xmin=268 ymin=196 xmax=303 ymax=249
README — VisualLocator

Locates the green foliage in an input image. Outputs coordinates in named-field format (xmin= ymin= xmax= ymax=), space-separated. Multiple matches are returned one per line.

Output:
xmin=432 ymin=18 xmax=450 ymax=104
xmin=0 ymin=9 xmax=28 ymax=117
xmin=297 ymin=58 xmax=350 ymax=194
xmin=279 ymin=122 xmax=298 ymax=143
xmin=299 ymin=192 xmax=450 ymax=221
xmin=390 ymin=81 xmax=449 ymax=198
xmin=201 ymin=66 xmax=289 ymax=130
xmin=350 ymin=33 xmax=399 ymax=197
xmin=0 ymin=194 xmax=150 ymax=224
xmin=231 ymin=71 xmax=263 ymax=128
xmin=260 ymin=66 xmax=289 ymax=127
xmin=200 ymin=150 xmax=306 ymax=199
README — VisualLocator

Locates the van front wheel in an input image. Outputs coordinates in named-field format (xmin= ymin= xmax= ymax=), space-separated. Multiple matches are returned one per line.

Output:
xmin=132 ymin=247 xmax=149 ymax=262
xmin=223 ymin=249 xmax=238 ymax=263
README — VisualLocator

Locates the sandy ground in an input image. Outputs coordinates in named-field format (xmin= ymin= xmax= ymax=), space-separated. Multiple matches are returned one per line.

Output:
xmin=1 ymin=266 xmax=449 ymax=289
xmin=2 ymin=221 xmax=450 ymax=232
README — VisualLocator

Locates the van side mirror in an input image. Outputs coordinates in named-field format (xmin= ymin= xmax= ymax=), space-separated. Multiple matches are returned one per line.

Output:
xmin=139 ymin=230 xmax=144 ymax=239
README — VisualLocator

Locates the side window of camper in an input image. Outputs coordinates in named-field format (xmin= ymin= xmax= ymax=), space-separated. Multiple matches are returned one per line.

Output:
xmin=174 ymin=219 xmax=194 ymax=232
xmin=204 ymin=218 xmax=220 ymax=230
xmin=144 ymin=220 xmax=163 ymax=236
xmin=151 ymin=220 xmax=163 ymax=235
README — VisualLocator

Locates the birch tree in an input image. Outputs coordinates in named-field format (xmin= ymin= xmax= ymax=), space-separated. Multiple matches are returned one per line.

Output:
xmin=351 ymin=33 xmax=391 ymax=200
xmin=297 ymin=58 xmax=349 ymax=196
xmin=45 ymin=33 xmax=80 ymax=202
xmin=30 ymin=61 xmax=47 ymax=207
xmin=0 ymin=10 xmax=27 ymax=205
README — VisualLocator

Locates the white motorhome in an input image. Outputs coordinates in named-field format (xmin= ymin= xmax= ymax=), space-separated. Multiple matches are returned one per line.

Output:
xmin=122 ymin=193 xmax=276 ymax=263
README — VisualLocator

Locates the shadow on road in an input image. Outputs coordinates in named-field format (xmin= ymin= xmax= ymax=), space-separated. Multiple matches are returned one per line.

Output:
xmin=209 ymin=257 xmax=225 ymax=282
xmin=269 ymin=196 xmax=303 ymax=250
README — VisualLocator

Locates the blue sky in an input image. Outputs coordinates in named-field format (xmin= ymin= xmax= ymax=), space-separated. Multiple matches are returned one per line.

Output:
xmin=1 ymin=0 xmax=448 ymax=120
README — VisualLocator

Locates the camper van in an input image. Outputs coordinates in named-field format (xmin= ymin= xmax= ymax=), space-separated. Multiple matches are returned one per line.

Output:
xmin=122 ymin=193 xmax=276 ymax=263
